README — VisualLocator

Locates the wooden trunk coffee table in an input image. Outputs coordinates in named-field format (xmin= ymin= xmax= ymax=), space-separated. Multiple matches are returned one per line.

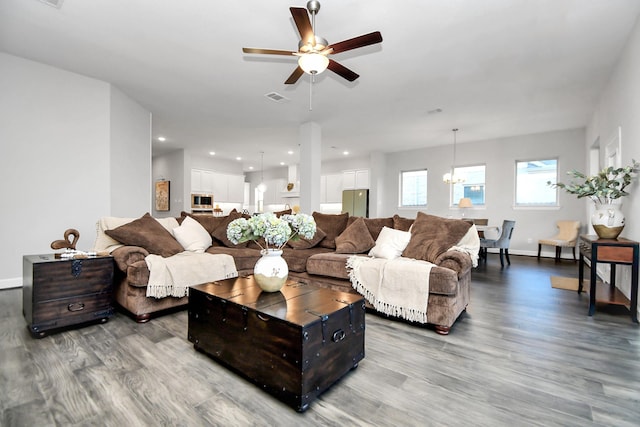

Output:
xmin=188 ymin=275 xmax=365 ymax=412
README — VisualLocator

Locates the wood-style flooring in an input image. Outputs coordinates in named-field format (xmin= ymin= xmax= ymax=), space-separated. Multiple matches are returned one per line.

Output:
xmin=1 ymin=255 xmax=639 ymax=426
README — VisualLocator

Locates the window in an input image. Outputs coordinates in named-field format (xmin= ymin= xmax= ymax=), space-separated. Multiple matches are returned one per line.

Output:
xmin=515 ymin=159 xmax=558 ymax=206
xmin=452 ymin=165 xmax=486 ymax=205
xmin=400 ymin=169 xmax=427 ymax=207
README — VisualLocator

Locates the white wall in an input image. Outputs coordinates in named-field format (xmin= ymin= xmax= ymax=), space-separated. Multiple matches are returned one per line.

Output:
xmin=0 ymin=53 xmax=151 ymax=288
xmin=152 ymin=149 xmax=185 ymax=218
xmin=586 ymin=14 xmax=640 ymax=312
xmin=379 ymin=128 xmax=588 ymax=256
xmin=110 ymin=86 xmax=152 ymax=216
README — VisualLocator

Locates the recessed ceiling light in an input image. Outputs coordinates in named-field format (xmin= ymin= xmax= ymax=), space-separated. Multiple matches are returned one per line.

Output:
xmin=157 ymin=136 xmax=166 ymax=142
xmin=249 ymin=166 xmax=254 ymax=170
xmin=236 ymin=157 xmax=242 ymax=161
xmin=209 ymin=151 xmax=216 ymax=156
xmin=287 ymin=150 xmax=294 ymax=155
xmin=343 ymin=151 xmax=349 ymax=155
xmin=280 ymin=162 xmax=285 ymax=166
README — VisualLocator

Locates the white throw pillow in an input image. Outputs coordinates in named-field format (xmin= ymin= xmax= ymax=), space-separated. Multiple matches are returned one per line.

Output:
xmin=172 ymin=216 xmax=212 ymax=253
xmin=368 ymin=226 xmax=412 ymax=259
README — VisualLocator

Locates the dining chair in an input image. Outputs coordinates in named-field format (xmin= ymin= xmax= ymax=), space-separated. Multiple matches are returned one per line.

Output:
xmin=479 ymin=220 xmax=516 ymax=267
xmin=537 ymin=220 xmax=580 ymax=261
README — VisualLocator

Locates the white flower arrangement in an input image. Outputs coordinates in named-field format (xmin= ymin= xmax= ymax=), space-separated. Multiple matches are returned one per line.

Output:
xmin=226 ymin=213 xmax=316 ymax=250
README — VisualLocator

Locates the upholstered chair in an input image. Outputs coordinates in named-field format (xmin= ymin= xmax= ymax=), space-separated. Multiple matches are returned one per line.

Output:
xmin=537 ymin=220 xmax=581 ymax=261
xmin=479 ymin=220 xmax=516 ymax=268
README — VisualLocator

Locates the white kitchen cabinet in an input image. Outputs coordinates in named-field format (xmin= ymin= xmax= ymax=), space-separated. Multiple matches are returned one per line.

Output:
xmin=191 ymin=169 xmax=215 ymax=193
xmin=342 ymin=169 xmax=369 ymax=190
xmin=191 ymin=169 xmax=244 ymax=203
xmin=324 ymin=174 xmax=343 ymax=202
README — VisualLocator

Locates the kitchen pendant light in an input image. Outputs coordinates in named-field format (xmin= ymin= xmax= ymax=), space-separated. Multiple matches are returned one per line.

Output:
xmin=443 ymin=128 xmax=465 ymax=184
xmin=257 ymin=151 xmax=267 ymax=192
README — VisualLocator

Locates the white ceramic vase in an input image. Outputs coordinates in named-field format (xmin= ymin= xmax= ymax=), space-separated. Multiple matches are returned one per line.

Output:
xmin=253 ymin=249 xmax=288 ymax=292
xmin=591 ymin=200 xmax=625 ymax=239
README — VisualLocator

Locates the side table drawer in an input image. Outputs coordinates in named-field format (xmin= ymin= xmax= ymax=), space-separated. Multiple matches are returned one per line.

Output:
xmin=31 ymin=293 xmax=114 ymax=331
xmin=33 ymin=258 xmax=113 ymax=301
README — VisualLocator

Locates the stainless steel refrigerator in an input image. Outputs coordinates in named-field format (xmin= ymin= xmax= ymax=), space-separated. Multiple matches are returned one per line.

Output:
xmin=342 ymin=189 xmax=369 ymax=217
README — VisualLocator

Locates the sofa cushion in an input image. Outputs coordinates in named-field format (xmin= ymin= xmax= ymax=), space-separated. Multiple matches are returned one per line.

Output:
xmin=402 ymin=212 xmax=471 ymax=264
xmin=306 ymin=252 xmax=353 ymax=280
xmin=282 ymin=247 xmax=333 ymax=272
xmin=347 ymin=216 xmax=395 ymax=241
xmin=393 ymin=214 xmax=414 ymax=231
xmin=368 ymin=226 xmax=412 ymax=259
xmin=181 ymin=211 xmax=226 ymax=235
xmin=172 ymin=216 xmax=212 ymax=253
xmin=105 ymin=213 xmax=184 ymax=258
xmin=335 ymin=217 xmax=375 ymax=254
xmin=206 ymin=246 xmax=260 ymax=271
xmin=287 ymin=227 xmax=326 ymax=249
xmin=93 ymin=216 xmax=136 ymax=253
xmin=211 ymin=210 xmax=249 ymax=248
xmin=313 ymin=212 xmax=349 ymax=249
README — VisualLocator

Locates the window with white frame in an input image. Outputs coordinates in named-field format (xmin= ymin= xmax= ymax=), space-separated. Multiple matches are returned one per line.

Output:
xmin=400 ymin=169 xmax=427 ymax=207
xmin=452 ymin=165 xmax=486 ymax=205
xmin=515 ymin=159 xmax=558 ymax=206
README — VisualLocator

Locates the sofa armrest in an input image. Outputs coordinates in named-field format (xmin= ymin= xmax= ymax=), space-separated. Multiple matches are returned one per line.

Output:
xmin=111 ymin=245 xmax=149 ymax=272
xmin=434 ymin=250 xmax=472 ymax=278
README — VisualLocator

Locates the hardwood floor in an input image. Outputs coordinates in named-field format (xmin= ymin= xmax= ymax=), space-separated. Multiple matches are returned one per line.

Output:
xmin=1 ymin=255 xmax=639 ymax=426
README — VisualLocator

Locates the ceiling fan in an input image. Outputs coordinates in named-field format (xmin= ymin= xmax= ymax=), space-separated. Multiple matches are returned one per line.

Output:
xmin=242 ymin=1 xmax=383 ymax=84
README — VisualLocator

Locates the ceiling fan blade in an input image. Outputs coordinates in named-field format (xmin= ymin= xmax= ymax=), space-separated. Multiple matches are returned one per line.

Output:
xmin=328 ymin=59 xmax=359 ymax=82
xmin=242 ymin=47 xmax=296 ymax=56
xmin=290 ymin=7 xmax=314 ymax=47
xmin=284 ymin=66 xmax=305 ymax=85
xmin=327 ymin=31 xmax=383 ymax=54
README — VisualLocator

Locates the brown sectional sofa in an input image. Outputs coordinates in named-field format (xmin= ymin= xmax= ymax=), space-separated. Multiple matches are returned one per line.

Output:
xmin=95 ymin=211 xmax=476 ymax=334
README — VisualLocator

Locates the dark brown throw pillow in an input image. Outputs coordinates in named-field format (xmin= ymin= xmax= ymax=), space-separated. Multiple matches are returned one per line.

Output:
xmin=287 ymin=227 xmax=327 ymax=249
xmin=393 ymin=214 xmax=415 ymax=231
xmin=313 ymin=212 xmax=349 ymax=249
xmin=402 ymin=212 xmax=471 ymax=264
xmin=211 ymin=210 xmax=249 ymax=248
xmin=105 ymin=213 xmax=184 ymax=258
xmin=348 ymin=216 xmax=395 ymax=241
xmin=335 ymin=217 xmax=376 ymax=254
xmin=180 ymin=211 xmax=226 ymax=235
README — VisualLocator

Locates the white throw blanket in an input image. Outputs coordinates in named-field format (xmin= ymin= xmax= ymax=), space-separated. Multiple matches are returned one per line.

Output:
xmin=145 ymin=252 xmax=238 ymax=298
xmin=347 ymin=256 xmax=433 ymax=323
xmin=450 ymin=224 xmax=481 ymax=267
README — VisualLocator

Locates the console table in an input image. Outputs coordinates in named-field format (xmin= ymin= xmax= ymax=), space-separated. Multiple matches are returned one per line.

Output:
xmin=578 ymin=235 xmax=638 ymax=323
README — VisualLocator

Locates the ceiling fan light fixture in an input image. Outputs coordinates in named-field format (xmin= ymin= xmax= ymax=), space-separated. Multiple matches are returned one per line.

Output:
xmin=298 ymin=53 xmax=329 ymax=75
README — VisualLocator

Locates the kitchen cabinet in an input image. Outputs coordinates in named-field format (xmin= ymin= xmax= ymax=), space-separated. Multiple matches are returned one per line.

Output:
xmin=191 ymin=169 xmax=245 ymax=203
xmin=342 ymin=169 xmax=369 ymax=190
xmin=321 ymin=174 xmax=342 ymax=203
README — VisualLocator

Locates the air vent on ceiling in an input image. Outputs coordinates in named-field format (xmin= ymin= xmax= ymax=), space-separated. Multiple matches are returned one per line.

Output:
xmin=265 ymin=92 xmax=289 ymax=103
xmin=39 ymin=0 xmax=64 ymax=8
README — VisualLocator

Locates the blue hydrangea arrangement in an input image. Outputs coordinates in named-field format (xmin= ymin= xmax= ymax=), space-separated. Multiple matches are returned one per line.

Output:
xmin=227 ymin=213 xmax=316 ymax=250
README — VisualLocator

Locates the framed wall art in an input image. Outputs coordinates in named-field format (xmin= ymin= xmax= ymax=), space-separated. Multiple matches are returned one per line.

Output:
xmin=155 ymin=180 xmax=170 ymax=211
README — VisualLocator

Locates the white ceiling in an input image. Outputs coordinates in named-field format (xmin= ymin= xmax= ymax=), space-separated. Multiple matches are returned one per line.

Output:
xmin=2 ymin=0 xmax=639 ymax=171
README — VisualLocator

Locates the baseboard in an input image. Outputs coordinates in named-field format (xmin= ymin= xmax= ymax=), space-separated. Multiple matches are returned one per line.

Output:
xmin=0 ymin=277 xmax=22 ymax=290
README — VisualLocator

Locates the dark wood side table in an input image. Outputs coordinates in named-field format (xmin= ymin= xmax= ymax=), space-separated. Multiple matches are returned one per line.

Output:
xmin=578 ymin=235 xmax=639 ymax=323
xmin=23 ymin=254 xmax=115 ymax=337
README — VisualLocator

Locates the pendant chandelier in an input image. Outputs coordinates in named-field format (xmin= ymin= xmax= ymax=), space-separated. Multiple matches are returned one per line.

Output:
xmin=443 ymin=128 xmax=465 ymax=184
xmin=257 ymin=151 xmax=267 ymax=192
